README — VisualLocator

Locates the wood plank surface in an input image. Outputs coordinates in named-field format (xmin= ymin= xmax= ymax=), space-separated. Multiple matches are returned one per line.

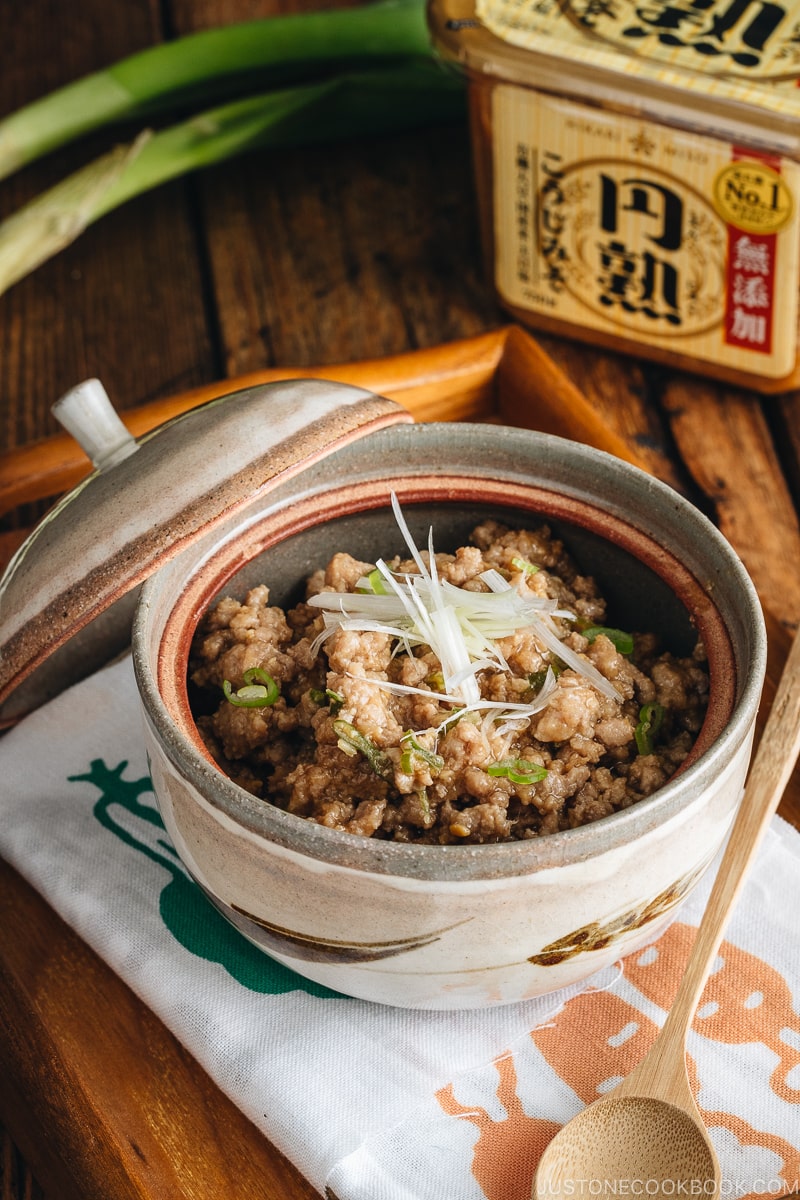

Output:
xmin=0 ymin=0 xmax=216 ymax=458
xmin=1 ymin=0 xmax=800 ymax=1197
xmin=535 ymin=340 xmax=695 ymax=498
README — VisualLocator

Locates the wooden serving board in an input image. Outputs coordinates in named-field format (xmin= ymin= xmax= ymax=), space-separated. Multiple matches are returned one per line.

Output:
xmin=0 ymin=326 xmax=797 ymax=1200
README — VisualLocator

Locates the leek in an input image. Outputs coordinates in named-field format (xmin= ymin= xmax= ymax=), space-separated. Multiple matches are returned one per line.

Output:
xmin=487 ymin=758 xmax=548 ymax=785
xmin=635 ymin=702 xmax=665 ymax=756
xmin=308 ymin=493 xmax=622 ymax=707
xmin=333 ymin=720 xmax=394 ymax=781
xmin=223 ymin=668 xmax=280 ymax=708
xmin=582 ymin=625 xmax=635 ymax=655
xmin=0 ymin=61 xmax=464 ymax=299
xmin=0 ymin=0 xmax=436 ymax=182
xmin=400 ymin=732 xmax=445 ymax=774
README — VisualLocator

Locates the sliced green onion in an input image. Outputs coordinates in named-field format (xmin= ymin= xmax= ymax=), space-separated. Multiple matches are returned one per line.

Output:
xmin=511 ymin=555 xmax=540 ymax=576
xmin=635 ymin=703 xmax=665 ymax=756
xmin=333 ymin=719 xmax=394 ymax=780
xmin=528 ymin=666 xmax=556 ymax=691
xmin=309 ymin=686 xmax=344 ymax=710
xmin=223 ymin=667 xmax=280 ymax=708
xmin=399 ymin=731 xmax=444 ymax=775
xmin=244 ymin=667 xmax=279 ymax=691
xmin=582 ymin=626 xmax=635 ymax=656
xmin=487 ymin=758 xmax=548 ymax=786
xmin=365 ymin=568 xmax=390 ymax=595
xmin=0 ymin=60 xmax=464 ymax=299
xmin=0 ymin=0 xmax=437 ymax=183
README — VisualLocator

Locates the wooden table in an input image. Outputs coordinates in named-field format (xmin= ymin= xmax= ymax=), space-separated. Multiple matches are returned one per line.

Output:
xmin=1 ymin=2 xmax=799 ymax=1197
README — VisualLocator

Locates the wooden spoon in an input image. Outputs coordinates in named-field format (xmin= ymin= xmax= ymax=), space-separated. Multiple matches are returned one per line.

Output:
xmin=533 ymin=626 xmax=800 ymax=1199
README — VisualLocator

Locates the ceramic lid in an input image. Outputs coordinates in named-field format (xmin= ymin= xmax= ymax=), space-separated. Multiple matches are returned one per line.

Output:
xmin=0 ymin=377 xmax=410 ymax=725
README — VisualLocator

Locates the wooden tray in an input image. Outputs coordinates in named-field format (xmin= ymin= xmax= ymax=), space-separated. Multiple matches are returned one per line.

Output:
xmin=0 ymin=326 xmax=638 ymax=547
xmin=0 ymin=326 xmax=797 ymax=1200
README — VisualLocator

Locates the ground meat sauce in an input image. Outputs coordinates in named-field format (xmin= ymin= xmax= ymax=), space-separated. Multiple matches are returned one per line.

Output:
xmin=189 ymin=519 xmax=709 ymax=844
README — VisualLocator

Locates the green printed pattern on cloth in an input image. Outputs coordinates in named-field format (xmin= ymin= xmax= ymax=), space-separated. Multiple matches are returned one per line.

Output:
xmin=71 ymin=758 xmax=338 ymax=1000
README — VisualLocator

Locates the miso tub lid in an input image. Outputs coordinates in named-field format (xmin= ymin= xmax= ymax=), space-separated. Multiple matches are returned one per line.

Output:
xmin=0 ymin=377 xmax=410 ymax=726
xmin=429 ymin=0 xmax=800 ymax=150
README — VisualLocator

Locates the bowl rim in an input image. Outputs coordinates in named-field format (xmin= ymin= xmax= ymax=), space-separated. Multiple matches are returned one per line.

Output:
xmin=133 ymin=424 xmax=767 ymax=882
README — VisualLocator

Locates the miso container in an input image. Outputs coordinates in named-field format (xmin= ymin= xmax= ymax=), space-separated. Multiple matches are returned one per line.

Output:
xmin=428 ymin=0 xmax=800 ymax=392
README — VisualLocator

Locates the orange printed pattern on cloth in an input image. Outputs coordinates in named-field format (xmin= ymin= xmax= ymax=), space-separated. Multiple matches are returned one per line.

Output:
xmin=438 ymin=1055 xmax=561 ymax=1200
xmin=627 ymin=922 xmax=800 ymax=1104
xmin=435 ymin=923 xmax=800 ymax=1200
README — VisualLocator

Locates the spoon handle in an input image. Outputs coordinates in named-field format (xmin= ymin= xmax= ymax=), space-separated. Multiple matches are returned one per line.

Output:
xmin=640 ymin=624 xmax=800 ymax=1089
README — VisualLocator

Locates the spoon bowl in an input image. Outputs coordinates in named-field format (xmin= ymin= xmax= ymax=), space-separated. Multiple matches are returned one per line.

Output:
xmin=535 ymin=1097 xmax=719 ymax=1198
xmin=533 ymin=625 xmax=800 ymax=1199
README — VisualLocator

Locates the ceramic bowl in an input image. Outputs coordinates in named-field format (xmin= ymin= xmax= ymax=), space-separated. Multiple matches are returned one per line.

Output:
xmin=132 ymin=418 xmax=766 ymax=1009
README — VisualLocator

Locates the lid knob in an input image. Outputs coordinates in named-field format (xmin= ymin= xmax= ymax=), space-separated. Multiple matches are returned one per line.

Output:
xmin=52 ymin=378 xmax=138 ymax=471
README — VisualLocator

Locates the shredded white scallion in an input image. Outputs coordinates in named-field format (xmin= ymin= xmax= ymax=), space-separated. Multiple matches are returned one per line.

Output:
xmin=305 ymin=493 xmax=622 ymax=708
xmin=355 ymin=674 xmax=558 ymax=739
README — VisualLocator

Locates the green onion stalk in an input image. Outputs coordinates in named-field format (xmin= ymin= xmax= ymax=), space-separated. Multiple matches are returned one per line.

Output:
xmin=0 ymin=60 xmax=465 ymax=299
xmin=0 ymin=0 xmax=438 ymax=182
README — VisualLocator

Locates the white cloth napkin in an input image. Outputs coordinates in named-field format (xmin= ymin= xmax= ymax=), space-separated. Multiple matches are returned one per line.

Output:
xmin=1 ymin=655 xmax=798 ymax=1200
